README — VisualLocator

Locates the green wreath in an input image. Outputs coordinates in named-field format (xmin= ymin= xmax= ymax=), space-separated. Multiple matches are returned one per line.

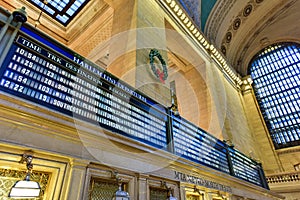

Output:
xmin=149 ymin=49 xmax=168 ymax=83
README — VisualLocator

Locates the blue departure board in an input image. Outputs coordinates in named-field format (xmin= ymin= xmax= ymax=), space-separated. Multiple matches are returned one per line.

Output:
xmin=0 ymin=29 xmax=167 ymax=149
xmin=228 ymin=148 xmax=262 ymax=186
xmin=172 ymin=114 xmax=230 ymax=173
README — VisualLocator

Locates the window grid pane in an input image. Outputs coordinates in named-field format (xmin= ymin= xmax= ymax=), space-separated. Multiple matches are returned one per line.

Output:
xmin=250 ymin=43 xmax=300 ymax=149
xmin=26 ymin=0 xmax=90 ymax=26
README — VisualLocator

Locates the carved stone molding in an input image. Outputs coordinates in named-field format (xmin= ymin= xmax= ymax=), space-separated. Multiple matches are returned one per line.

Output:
xmin=204 ymin=0 xmax=237 ymax=43
xmin=266 ymin=172 xmax=300 ymax=184
xmin=220 ymin=0 xmax=264 ymax=56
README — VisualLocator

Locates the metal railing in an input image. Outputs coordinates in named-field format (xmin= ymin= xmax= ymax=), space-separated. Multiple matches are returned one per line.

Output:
xmin=167 ymin=111 xmax=268 ymax=189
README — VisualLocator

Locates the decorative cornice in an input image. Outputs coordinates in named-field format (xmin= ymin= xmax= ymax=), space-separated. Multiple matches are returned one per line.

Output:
xmin=220 ymin=0 xmax=264 ymax=57
xmin=204 ymin=0 xmax=237 ymax=43
xmin=276 ymin=146 xmax=300 ymax=155
xmin=157 ymin=0 xmax=243 ymax=86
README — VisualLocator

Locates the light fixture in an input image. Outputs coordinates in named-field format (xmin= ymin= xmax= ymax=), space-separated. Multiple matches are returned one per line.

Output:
xmin=9 ymin=153 xmax=41 ymax=198
xmin=194 ymin=186 xmax=205 ymax=198
xmin=112 ymin=185 xmax=130 ymax=200
xmin=167 ymin=193 xmax=177 ymax=200
xmin=35 ymin=0 xmax=48 ymax=28
xmin=12 ymin=6 xmax=28 ymax=23
xmin=170 ymin=89 xmax=179 ymax=116
xmin=162 ymin=181 xmax=177 ymax=200
xmin=112 ymin=171 xmax=130 ymax=200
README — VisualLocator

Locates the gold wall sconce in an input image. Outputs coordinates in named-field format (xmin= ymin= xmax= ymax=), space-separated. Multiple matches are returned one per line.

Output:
xmin=9 ymin=152 xmax=41 ymax=198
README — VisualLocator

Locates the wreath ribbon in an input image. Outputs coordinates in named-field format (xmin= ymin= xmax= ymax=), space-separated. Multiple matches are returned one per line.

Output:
xmin=149 ymin=49 xmax=168 ymax=83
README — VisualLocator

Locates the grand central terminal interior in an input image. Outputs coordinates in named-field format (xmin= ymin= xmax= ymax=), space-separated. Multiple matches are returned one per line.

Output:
xmin=0 ymin=0 xmax=299 ymax=199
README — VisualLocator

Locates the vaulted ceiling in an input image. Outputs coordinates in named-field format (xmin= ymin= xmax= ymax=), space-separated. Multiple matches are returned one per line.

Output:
xmin=2 ymin=0 xmax=299 ymax=77
xmin=205 ymin=0 xmax=300 ymax=76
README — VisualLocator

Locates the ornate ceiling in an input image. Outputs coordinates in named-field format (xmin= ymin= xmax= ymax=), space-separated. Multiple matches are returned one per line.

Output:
xmin=205 ymin=0 xmax=300 ymax=76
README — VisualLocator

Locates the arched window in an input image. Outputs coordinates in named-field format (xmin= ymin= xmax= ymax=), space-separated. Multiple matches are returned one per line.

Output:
xmin=249 ymin=42 xmax=300 ymax=149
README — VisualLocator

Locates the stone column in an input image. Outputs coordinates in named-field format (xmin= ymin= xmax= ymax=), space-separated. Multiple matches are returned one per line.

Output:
xmin=135 ymin=0 xmax=170 ymax=106
xmin=137 ymin=174 xmax=149 ymax=199
xmin=107 ymin=0 xmax=171 ymax=106
xmin=241 ymin=76 xmax=283 ymax=173
xmin=107 ymin=0 xmax=137 ymax=85
xmin=179 ymin=186 xmax=187 ymax=200
xmin=62 ymin=159 xmax=89 ymax=200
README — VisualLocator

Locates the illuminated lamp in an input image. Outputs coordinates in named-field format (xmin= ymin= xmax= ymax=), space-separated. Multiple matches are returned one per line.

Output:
xmin=112 ymin=185 xmax=130 ymax=200
xmin=12 ymin=7 xmax=27 ymax=23
xmin=162 ymin=181 xmax=177 ymax=200
xmin=167 ymin=193 xmax=177 ymax=200
xmin=9 ymin=153 xmax=41 ymax=198
xmin=112 ymin=171 xmax=130 ymax=200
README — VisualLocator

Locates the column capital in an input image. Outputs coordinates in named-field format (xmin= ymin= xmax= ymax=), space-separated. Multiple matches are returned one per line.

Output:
xmin=241 ymin=75 xmax=253 ymax=94
xmin=70 ymin=158 xmax=89 ymax=169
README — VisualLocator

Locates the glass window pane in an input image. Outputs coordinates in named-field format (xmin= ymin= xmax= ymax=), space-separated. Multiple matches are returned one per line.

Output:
xmin=26 ymin=0 xmax=89 ymax=26
xmin=249 ymin=42 xmax=300 ymax=149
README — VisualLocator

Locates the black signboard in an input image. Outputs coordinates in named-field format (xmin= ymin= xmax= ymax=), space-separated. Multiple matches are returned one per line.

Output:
xmin=0 ymin=27 xmax=167 ymax=149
